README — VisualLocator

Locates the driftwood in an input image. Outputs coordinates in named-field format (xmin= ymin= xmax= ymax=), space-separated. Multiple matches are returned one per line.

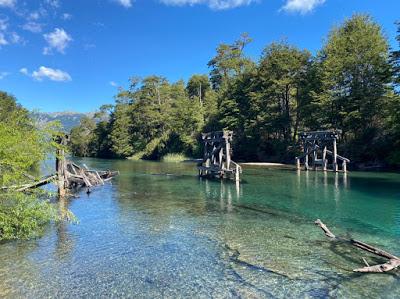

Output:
xmin=1 ymin=161 xmax=118 ymax=196
xmin=1 ymin=174 xmax=57 ymax=192
xmin=315 ymin=219 xmax=400 ymax=273
xmin=60 ymin=160 xmax=118 ymax=194
xmin=2 ymin=135 xmax=118 ymax=197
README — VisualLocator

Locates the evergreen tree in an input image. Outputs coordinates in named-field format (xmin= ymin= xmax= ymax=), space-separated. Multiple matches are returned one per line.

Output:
xmin=255 ymin=42 xmax=311 ymax=142
xmin=315 ymin=15 xmax=392 ymax=138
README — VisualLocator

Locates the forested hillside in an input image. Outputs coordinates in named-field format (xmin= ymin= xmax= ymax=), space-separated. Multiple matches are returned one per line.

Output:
xmin=70 ymin=15 xmax=400 ymax=168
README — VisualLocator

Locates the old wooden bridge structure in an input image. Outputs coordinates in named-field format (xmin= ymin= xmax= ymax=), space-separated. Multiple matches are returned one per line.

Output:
xmin=295 ymin=130 xmax=350 ymax=172
xmin=197 ymin=131 xmax=242 ymax=182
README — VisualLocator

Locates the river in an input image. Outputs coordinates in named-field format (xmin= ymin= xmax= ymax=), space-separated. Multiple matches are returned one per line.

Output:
xmin=0 ymin=159 xmax=399 ymax=298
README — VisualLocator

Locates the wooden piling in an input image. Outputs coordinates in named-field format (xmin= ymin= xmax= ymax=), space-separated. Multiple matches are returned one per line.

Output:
xmin=322 ymin=146 xmax=327 ymax=171
xmin=197 ymin=131 xmax=241 ymax=181
xmin=297 ymin=131 xmax=349 ymax=173
xmin=333 ymin=138 xmax=338 ymax=172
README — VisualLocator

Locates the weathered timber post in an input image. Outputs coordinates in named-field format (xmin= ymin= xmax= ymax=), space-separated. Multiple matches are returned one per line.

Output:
xmin=297 ymin=130 xmax=349 ymax=172
xmin=235 ymin=164 xmax=240 ymax=182
xmin=198 ymin=131 xmax=241 ymax=181
xmin=312 ymin=144 xmax=317 ymax=170
xmin=333 ymin=137 xmax=338 ymax=172
xmin=226 ymin=140 xmax=231 ymax=170
xmin=219 ymin=147 xmax=223 ymax=169
xmin=322 ymin=146 xmax=327 ymax=171
xmin=55 ymin=135 xmax=68 ymax=197
xmin=342 ymin=161 xmax=347 ymax=173
xmin=304 ymin=147 xmax=309 ymax=170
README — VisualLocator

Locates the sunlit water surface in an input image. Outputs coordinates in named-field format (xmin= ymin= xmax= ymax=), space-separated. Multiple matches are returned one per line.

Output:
xmin=1 ymin=159 xmax=400 ymax=298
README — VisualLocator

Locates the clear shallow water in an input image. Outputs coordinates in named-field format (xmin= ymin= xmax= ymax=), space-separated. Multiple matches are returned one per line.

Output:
xmin=1 ymin=159 xmax=400 ymax=298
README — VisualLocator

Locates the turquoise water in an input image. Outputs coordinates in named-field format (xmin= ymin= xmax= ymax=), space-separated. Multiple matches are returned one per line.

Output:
xmin=0 ymin=159 xmax=399 ymax=298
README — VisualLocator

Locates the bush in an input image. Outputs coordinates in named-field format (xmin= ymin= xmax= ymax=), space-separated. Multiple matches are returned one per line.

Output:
xmin=0 ymin=192 xmax=58 ymax=241
xmin=162 ymin=153 xmax=190 ymax=162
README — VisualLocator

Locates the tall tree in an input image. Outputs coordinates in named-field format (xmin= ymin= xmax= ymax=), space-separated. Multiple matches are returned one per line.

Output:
xmin=391 ymin=21 xmax=400 ymax=86
xmin=110 ymin=97 xmax=134 ymax=158
xmin=69 ymin=116 xmax=97 ymax=157
xmin=186 ymin=74 xmax=211 ymax=106
xmin=254 ymin=42 xmax=311 ymax=142
xmin=315 ymin=15 xmax=392 ymax=137
xmin=208 ymin=33 xmax=254 ymax=90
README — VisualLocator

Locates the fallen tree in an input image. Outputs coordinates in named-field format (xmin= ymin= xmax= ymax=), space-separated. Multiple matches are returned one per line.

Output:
xmin=315 ymin=219 xmax=400 ymax=273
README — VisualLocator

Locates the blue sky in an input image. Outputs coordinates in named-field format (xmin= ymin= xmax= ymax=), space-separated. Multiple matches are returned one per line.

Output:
xmin=0 ymin=0 xmax=399 ymax=113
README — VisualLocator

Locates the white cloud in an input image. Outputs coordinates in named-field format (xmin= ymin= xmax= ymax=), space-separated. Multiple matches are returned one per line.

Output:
xmin=0 ymin=0 xmax=16 ymax=8
xmin=160 ymin=0 xmax=257 ymax=10
xmin=0 ymin=18 xmax=8 ymax=31
xmin=29 ymin=12 xmax=41 ymax=20
xmin=62 ymin=13 xmax=72 ymax=20
xmin=0 ymin=33 xmax=7 ymax=46
xmin=281 ymin=0 xmax=325 ymax=14
xmin=0 ymin=71 xmax=9 ymax=79
xmin=32 ymin=66 xmax=71 ymax=81
xmin=9 ymin=32 xmax=21 ymax=43
xmin=19 ymin=67 xmax=28 ymax=75
xmin=43 ymin=28 xmax=72 ymax=54
xmin=110 ymin=81 xmax=118 ymax=87
xmin=22 ymin=22 xmax=43 ymax=33
xmin=20 ymin=66 xmax=71 ymax=82
xmin=115 ymin=0 xmax=133 ymax=8
xmin=45 ymin=0 xmax=60 ymax=8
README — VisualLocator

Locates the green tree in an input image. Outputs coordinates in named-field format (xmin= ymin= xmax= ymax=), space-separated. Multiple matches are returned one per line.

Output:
xmin=208 ymin=33 xmax=254 ymax=90
xmin=314 ymin=14 xmax=393 ymax=162
xmin=69 ymin=116 xmax=97 ymax=157
xmin=315 ymin=14 xmax=392 ymax=137
xmin=110 ymin=98 xmax=134 ymax=158
xmin=391 ymin=21 xmax=400 ymax=86
xmin=0 ymin=91 xmax=59 ymax=240
xmin=255 ymin=42 xmax=311 ymax=142
xmin=0 ymin=92 xmax=53 ymax=185
xmin=186 ymin=74 xmax=211 ymax=105
xmin=386 ymin=21 xmax=400 ymax=165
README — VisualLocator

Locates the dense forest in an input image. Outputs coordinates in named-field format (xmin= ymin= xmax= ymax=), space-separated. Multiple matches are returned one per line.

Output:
xmin=70 ymin=15 xmax=400 ymax=168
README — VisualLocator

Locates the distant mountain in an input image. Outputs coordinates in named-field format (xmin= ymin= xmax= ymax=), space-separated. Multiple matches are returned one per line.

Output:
xmin=31 ymin=111 xmax=93 ymax=132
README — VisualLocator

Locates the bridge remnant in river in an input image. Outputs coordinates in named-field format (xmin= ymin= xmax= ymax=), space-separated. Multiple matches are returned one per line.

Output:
xmin=197 ymin=131 xmax=242 ymax=181
xmin=296 ymin=130 xmax=350 ymax=172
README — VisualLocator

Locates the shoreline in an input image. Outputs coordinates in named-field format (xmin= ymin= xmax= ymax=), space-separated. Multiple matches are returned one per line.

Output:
xmin=239 ymin=162 xmax=289 ymax=167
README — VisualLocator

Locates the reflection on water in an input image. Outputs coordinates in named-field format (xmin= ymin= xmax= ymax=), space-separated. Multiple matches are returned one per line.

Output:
xmin=0 ymin=159 xmax=400 ymax=298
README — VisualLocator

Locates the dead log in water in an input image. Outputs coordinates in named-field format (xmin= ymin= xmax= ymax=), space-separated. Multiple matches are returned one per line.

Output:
xmin=1 ymin=174 xmax=57 ymax=192
xmin=315 ymin=219 xmax=400 ymax=273
xmin=1 ymin=161 xmax=118 ymax=196
xmin=61 ymin=161 xmax=119 ymax=191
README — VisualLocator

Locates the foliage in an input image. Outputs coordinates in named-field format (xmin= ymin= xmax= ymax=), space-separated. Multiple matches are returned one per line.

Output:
xmin=313 ymin=14 xmax=393 ymax=163
xmin=0 ymin=92 xmax=60 ymax=185
xmin=0 ymin=92 xmax=62 ymax=241
xmin=0 ymin=192 xmax=57 ymax=241
xmin=69 ymin=15 xmax=400 ymax=168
